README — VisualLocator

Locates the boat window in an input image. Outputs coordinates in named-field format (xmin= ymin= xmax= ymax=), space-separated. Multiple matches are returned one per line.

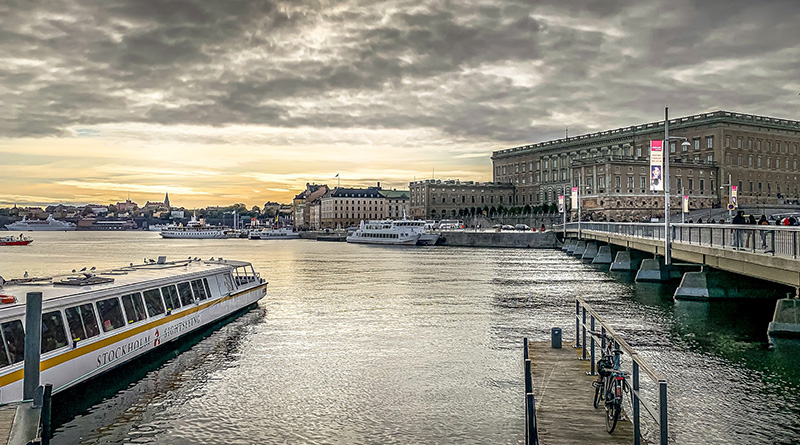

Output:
xmin=161 ymin=285 xmax=181 ymax=311
xmin=202 ymin=278 xmax=213 ymax=299
xmin=65 ymin=303 xmax=100 ymax=342
xmin=191 ymin=279 xmax=208 ymax=300
xmin=97 ymin=298 xmax=126 ymax=332
xmin=41 ymin=311 xmax=68 ymax=353
xmin=0 ymin=320 xmax=25 ymax=367
xmin=223 ymin=274 xmax=234 ymax=292
xmin=178 ymin=282 xmax=194 ymax=306
xmin=122 ymin=292 xmax=147 ymax=324
xmin=143 ymin=289 xmax=165 ymax=317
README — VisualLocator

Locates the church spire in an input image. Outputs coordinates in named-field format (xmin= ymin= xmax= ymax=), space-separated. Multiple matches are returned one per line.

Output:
xmin=164 ymin=193 xmax=170 ymax=209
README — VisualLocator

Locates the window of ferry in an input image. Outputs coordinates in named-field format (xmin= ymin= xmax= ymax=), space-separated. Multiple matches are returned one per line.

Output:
xmin=161 ymin=285 xmax=182 ymax=311
xmin=1 ymin=320 xmax=25 ymax=366
xmin=191 ymin=280 xmax=208 ymax=300
xmin=122 ymin=292 xmax=147 ymax=324
xmin=41 ymin=311 xmax=68 ymax=353
xmin=65 ymin=303 xmax=100 ymax=341
xmin=203 ymin=278 xmax=213 ymax=299
xmin=97 ymin=298 xmax=125 ymax=332
xmin=178 ymin=282 xmax=195 ymax=306
xmin=143 ymin=289 xmax=165 ymax=317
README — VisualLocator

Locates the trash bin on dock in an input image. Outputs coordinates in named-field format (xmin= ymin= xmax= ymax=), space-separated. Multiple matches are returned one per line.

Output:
xmin=551 ymin=327 xmax=562 ymax=349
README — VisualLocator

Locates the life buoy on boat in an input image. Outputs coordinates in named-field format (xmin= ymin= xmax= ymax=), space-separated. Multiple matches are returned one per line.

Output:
xmin=0 ymin=295 xmax=17 ymax=304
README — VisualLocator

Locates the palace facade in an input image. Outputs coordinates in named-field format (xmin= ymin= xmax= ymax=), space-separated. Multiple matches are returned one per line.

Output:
xmin=491 ymin=110 xmax=800 ymax=221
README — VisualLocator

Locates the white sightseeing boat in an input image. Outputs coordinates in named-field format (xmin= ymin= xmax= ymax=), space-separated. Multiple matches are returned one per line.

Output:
xmin=346 ymin=220 xmax=421 ymax=245
xmin=159 ymin=216 xmax=226 ymax=239
xmin=5 ymin=215 xmax=76 ymax=231
xmin=248 ymin=227 xmax=300 ymax=240
xmin=0 ymin=257 xmax=267 ymax=404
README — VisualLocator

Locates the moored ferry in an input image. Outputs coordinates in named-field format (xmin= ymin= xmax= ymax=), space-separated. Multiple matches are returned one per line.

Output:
xmin=0 ymin=257 xmax=267 ymax=404
xmin=248 ymin=227 xmax=300 ymax=240
xmin=5 ymin=215 xmax=76 ymax=231
xmin=346 ymin=220 xmax=420 ymax=245
xmin=159 ymin=215 xmax=226 ymax=239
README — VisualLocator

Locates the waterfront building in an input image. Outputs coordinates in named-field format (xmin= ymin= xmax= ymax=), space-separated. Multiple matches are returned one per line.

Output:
xmin=115 ymin=199 xmax=138 ymax=213
xmin=144 ymin=193 xmax=171 ymax=211
xmin=491 ymin=110 xmax=800 ymax=221
xmin=379 ymin=189 xmax=410 ymax=219
xmin=292 ymin=183 xmax=329 ymax=229
xmin=319 ymin=186 xmax=386 ymax=229
xmin=408 ymin=179 xmax=515 ymax=220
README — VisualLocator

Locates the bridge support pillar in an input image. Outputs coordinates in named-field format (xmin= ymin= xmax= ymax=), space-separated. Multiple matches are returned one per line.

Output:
xmin=635 ymin=258 xmax=669 ymax=282
xmin=592 ymin=245 xmax=614 ymax=265
xmin=572 ymin=240 xmax=587 ymax=257
xmin=768 ymin=298 xmax=800 ymax=338
xmin=563 ymin=238 xmax=576 ymax=253
xmin=581 ymin=242 xmax=599 ymax=261
xmin=610 ymin=250 xmax=644 ymax=271
xmin=675 ymin=268 xmax=784 ymax=300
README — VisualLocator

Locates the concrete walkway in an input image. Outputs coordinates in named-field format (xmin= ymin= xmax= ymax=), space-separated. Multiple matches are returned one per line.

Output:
xmin=530 ymin=342 xmax=634 ymax=445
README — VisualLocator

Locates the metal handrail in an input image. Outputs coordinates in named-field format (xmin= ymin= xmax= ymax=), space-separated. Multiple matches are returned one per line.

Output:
xmin=523 ymin=338 xmax=539 ymax=445
xmin=575 ymin=297 xmax=668 ymax=445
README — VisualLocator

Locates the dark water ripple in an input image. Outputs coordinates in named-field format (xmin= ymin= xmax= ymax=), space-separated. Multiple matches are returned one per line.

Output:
xmin=1 ymin=232 xmax=799 ymax=444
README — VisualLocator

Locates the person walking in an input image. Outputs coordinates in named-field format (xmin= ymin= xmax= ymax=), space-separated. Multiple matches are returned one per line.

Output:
xmin=732 ymin=211 xmax=746 ymax=249
xmin=745 ymin=214 xmax=757 ymax=248
xmin=758 ymin=214 xmax=769 ymax=249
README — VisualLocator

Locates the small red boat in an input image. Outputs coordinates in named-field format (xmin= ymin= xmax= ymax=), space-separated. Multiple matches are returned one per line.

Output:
xmin=0 ymin=235 xmax=33 ymax=246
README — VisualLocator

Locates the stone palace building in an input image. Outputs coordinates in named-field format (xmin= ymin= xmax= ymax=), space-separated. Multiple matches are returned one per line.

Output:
xmin=491 ymin=110 xmax=800 ymax=221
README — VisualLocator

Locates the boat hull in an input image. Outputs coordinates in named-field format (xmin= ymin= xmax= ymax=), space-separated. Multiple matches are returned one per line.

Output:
xmin=346 ymin=236 xmax=419 ymax=245
xmin=0 ymin=240 xmax=33 ymax=246
xmin=160 ymin=231 xmax=226 ymax=239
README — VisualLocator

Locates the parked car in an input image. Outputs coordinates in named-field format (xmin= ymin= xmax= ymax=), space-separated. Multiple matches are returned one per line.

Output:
xmin=515 ymin=224 xmax=531 ymax=231
xmin=502 ymin=224 xmax=515 ymax=230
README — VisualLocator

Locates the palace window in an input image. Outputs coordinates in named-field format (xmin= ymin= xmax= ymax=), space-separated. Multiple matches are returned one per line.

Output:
xmin=737 ymin=137 xmax=742 ymax=149
xmin=706 ymin=137 xmax=714 ymax=149
xmin=694 ymin=139 xmax=700 ymax=151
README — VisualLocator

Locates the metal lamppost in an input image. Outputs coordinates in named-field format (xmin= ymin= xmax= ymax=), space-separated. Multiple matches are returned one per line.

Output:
xmin=720 ymin=174 xmax=732 ymax=221
xmin=663 ymin=106 xmax=691 ymax=266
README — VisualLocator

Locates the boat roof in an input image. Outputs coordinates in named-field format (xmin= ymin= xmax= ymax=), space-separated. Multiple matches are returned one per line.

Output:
xmin=0 ymin=258 xmax=252 ymax=311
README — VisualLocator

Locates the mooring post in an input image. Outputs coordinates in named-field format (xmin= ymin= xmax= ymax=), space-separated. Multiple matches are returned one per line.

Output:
xmin=581 ymin=307 xmax=587 ymax=360
xmin=42 ymin=383 xmax=53 ymax=445
xmin=23 ymin=292 xmax=43 ymax=401
xmin=633 ymin=362 xmax=641 ymax=445
xmin=589 ymin=316 xmax=596 ymax=375
xmin=659 ymin=379 xmax=668 ymax=445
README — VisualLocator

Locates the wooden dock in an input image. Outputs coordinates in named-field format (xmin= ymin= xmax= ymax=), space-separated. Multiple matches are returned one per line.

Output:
xmin=530 ymin=342 xmax=634 ymax=445
xmin=0 ymin=405 xmax=14 ymax=445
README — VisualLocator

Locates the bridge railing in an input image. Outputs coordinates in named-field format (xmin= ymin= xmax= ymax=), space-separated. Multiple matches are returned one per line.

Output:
xmin=561 ymin=222 xmax=800 ymax=259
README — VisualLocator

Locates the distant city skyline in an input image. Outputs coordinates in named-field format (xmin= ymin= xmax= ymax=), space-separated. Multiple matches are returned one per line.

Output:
xmin=2 ymin=0 xmax=798 ymax=208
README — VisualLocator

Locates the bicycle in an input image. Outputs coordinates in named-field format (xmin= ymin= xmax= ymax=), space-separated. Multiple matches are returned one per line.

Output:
xmin=590 ymin=331 xmax=627 ymax=433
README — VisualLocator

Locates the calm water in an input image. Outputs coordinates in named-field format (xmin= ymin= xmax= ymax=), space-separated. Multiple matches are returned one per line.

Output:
xmin=1 ymin=231 xmax=799 ymax=444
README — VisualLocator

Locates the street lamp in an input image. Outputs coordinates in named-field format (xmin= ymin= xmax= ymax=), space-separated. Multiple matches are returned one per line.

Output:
xmin=720 ymin=174 xmax=732 ymax=221
xmin=663 ymin=106 xmax=692 ymax=266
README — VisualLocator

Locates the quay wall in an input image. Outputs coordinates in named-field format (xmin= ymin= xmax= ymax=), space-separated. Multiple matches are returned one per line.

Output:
xmin=441 ymin=231 xmax=559 ymax=248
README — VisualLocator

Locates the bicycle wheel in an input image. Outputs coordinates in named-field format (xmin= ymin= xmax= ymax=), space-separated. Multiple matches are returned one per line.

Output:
xmin=605 ymin=400 xmax=621 ymax=433
xmin=605 ymin=381 xmax=622 ymax=433
xmin=593 ymin=379 xmax=603 ymax=408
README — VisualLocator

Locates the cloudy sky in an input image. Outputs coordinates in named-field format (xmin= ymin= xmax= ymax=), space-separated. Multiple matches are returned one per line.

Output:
xmin=1 ymin=0 xmax=798 ymax=208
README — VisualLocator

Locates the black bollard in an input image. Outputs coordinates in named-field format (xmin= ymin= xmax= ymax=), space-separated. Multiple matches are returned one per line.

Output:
xmin=42 ymin=383 xmax=53 ymax=445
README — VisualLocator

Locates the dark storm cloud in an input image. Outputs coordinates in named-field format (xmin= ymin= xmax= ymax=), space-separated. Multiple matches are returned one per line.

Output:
xmin=0 ymin=0 xmax=798 ymax=142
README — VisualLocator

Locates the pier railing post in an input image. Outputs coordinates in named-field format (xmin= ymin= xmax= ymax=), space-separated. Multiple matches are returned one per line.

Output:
xmin=589 ymin=316 xmax=596 ymax=375
xmin=42 ymin=383 xmax=53 ymax=445
xmin=574 ymin=300 xmax=580 ymax=348
xmin=633 ymin=362 xmax=641 ymax=445
xmin=23 ymin=292 xmax=43 ymax=401
xmin=581 ymin=307 xmax=587 ymax=360
xmin=659 ymin=379 xmax=668 ymax=445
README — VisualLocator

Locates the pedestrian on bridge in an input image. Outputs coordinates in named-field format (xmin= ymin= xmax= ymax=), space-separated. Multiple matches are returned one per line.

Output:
xmin=732 ymin=211 xmax=746 ymax=249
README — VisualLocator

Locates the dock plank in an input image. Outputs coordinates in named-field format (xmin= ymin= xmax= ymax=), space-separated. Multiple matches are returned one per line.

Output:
xmin=530 ymin=342 xmax=634 ymax=445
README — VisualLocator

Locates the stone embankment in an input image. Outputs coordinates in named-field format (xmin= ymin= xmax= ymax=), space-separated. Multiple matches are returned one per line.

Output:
xmin=440 ymin=230 xmax=559 ymax=248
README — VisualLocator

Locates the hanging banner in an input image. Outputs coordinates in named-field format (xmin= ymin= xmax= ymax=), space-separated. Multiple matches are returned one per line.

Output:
xmin=650 ymin=140 xmax=664 ymax=191
xmin=558 ymin=195 xmax=565 ymax=213
xmin=682 ymin=195 xmax=689 ymax=213
xmin=571 ymin=187 xmax=578 ymax=209
xmin=730 ymin=185 xmax=738 ymax=209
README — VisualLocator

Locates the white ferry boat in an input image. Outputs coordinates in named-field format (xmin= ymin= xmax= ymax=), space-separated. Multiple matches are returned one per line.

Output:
xmin=346 ymin=220 xmax=421 ymax=245
xmin=5 ymin=215 xmax=76 ymax=231
xmin=0 ymin=257 xmax=267 ymax=404
xmin=249 ymin=227 xmax=300 ymax=240
xmin=160 ymin=216 xmax=226 ymax=239
xmin=394 ymin=220 xmax=440 ymax=245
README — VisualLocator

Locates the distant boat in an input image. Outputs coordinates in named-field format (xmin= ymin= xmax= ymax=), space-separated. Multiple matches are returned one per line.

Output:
xmin=160 ymin=215 xmax=226 ymax=239
xmin=5 ymin=215 xmax=76 ymax=231
xmin=0 ymin=235 xmax=33 ymax=246
xmin=346 ymin=220 xmax=420 ymax=245
xmin=249 ymin=227 xmax=300 ymax=240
